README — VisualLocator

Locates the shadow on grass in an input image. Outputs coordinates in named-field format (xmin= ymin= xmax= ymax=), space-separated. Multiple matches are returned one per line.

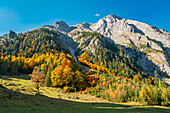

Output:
xmin=0 ymin=85 xmax=169 ymax=113
xmin=0 ymin=76 xmax=13 ymax=80
xmin=0 ymin=74 xmax=30 ymax=81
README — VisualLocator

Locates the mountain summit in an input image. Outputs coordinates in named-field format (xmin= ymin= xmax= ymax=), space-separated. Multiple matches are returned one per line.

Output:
xmin=43 ymin=14 xmax=170 ymax=78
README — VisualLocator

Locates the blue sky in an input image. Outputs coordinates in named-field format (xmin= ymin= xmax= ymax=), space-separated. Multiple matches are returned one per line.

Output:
xmin=0 ymin=0 xmax=170 ymax=35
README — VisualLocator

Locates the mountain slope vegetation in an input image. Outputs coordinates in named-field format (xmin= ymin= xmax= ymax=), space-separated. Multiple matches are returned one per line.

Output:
xmin=0 ymin=14 xmax=170 ymax=107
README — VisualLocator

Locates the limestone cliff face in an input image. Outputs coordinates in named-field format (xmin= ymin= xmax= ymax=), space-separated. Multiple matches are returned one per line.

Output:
xmin=44 ymin=14 xmax=170 ymax=77
xmin=89 ymin=14 xmax=170 ymax=76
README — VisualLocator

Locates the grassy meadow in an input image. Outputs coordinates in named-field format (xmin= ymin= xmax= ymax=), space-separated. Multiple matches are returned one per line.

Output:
xmin=0 ymin=75 xmax=170 ymax=113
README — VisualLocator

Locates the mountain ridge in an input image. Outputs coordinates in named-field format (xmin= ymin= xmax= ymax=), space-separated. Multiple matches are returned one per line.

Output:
xmin=0 ymin=15 xmax=170 ymax=106
xmin=0 ymin=14 xmax=170 ymax=82
xmin=41 ymin=14 xmax=170 ymax=79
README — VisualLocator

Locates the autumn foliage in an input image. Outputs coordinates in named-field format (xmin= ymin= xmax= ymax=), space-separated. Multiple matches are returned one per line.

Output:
xmin=0 ymin=29 xmax=169 ymax=105
xmin=29 ymin=66 xmax=46 ymax=94
xmin=77 ymin=52 xmax=170 ymax=105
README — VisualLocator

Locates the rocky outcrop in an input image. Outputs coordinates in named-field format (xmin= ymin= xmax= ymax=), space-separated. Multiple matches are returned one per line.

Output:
xmin=0 ymin=31 xmax=17 ymax=46
xmin=9 ymin=30 xmax=17 ymax=39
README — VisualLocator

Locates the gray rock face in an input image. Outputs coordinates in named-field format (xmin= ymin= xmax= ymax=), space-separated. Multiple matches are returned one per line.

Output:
xmin=45 ymin=14 xmax=170 ymax=77
xmin=53 ymin=21 xmax=72 ymax=33
xmin=89 ymin=14 xmax=170 ymax=77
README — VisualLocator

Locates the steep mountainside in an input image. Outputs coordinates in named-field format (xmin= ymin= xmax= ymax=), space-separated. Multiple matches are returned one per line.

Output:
xmin=70 ymin=31 xmax=148 ymax=78
xmin=89 ymin=15 xmax=170 ymax=77
xmin=43 ymin=14 xmax=170 ymax=79
xmin=1 ymin=15 xmax=170 ymax=106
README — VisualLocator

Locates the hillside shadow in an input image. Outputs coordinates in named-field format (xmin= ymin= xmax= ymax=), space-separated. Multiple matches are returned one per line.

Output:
xmin=116 ymin=43 xmax=169 ymax=79
xmin=165 ymin=47 xmax=170 ymax=64
xmin=146 ymin=37 xmax=170 ymax=65
xmin=60 ymin=32 xmax=79 ymax=49
xmin=0 ymin=85 xmax=169 ymax=113
xmin=128 ymin=23 xmax=145 ymax=35
xmin=101 ymin=36 xmax=169 ymax=79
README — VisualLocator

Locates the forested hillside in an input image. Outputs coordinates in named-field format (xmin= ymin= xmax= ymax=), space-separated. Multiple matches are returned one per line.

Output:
xmin=0 ymin=28 xmax=85 ymax=91
xmin=73 ymin=31 xmax=147 ymax=77
xmin=0 ymin=26 xmax=169 ymax=106
xmin=72 ymin=31 xmax=170 ymax=105
xmin=0 ymin=28 xmax=69 ymax=57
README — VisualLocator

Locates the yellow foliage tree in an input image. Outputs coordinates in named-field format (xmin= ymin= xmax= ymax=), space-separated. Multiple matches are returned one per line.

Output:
xmin=51 ymin=65 xmax=73 ymax=87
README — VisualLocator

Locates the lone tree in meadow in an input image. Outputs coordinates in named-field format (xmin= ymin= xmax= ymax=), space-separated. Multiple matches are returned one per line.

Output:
xmin=29 ymin=66 xmax=46 ymax=95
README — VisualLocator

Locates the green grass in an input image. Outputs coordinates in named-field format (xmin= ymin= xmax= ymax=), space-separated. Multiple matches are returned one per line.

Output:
xmin=0 ymin=75 xmax=170 ymax=113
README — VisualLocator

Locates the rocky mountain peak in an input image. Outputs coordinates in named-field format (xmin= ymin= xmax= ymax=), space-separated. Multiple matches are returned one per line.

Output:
xmin=53 ymin=21 xmax=68 ymax=26
xmin=103 ymin=14 xmax=122 ymax=20
xmin=68 ymin=14 xmax=170 ymax=78
xmin=53 ymin=21 xmax=71 ymax=33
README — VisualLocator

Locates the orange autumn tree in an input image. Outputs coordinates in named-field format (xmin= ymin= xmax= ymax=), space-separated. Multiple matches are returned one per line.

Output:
xmin=29 ymin=59 xmax=35 ymax=69
xmin=77 ymin=52 xmax=115 ymax=76
xmin=29 ymin=66 xmax=46 ymax=95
